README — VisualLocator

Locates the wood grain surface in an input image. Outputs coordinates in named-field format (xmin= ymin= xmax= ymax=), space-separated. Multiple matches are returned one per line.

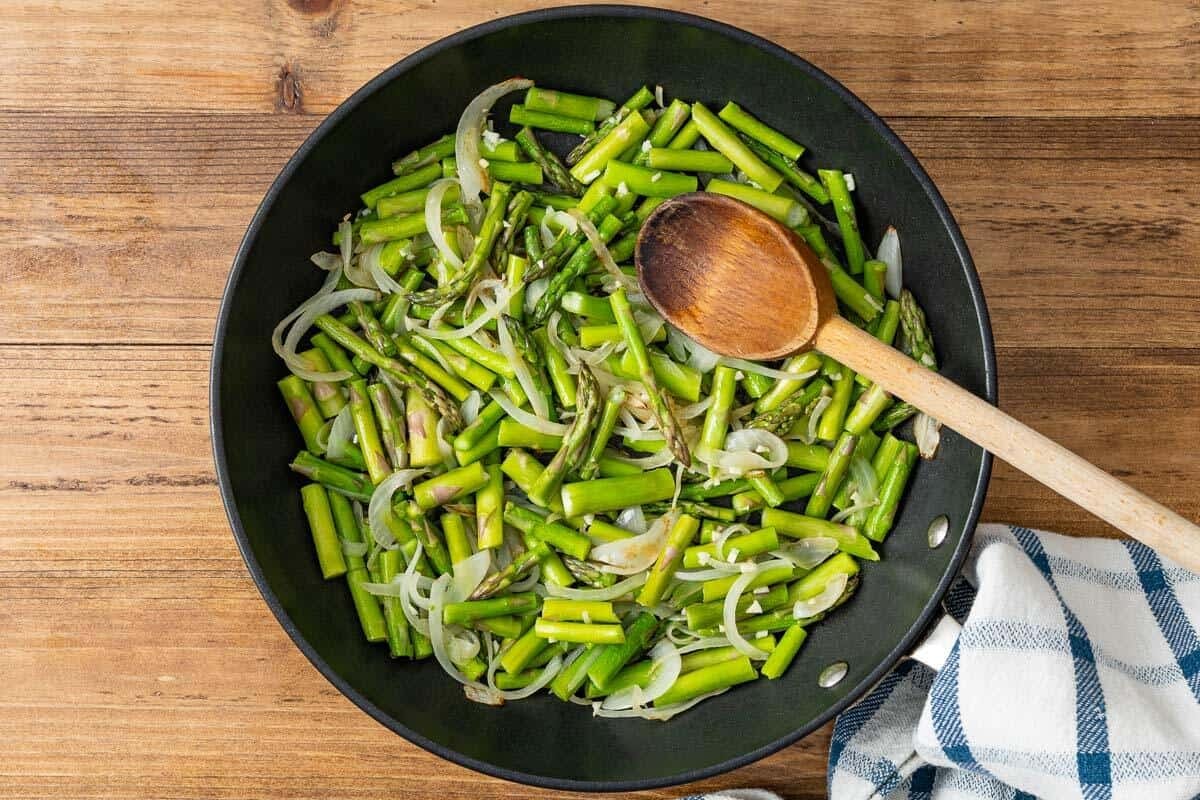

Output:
xmin=1 ymin=2 xmax=1197 ymax=798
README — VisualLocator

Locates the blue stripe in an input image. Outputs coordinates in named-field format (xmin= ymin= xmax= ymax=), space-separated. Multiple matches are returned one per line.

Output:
xmin=1012 ymin=791 xmax=1037 ymax=800
xmin=908 ymin=764 xmax=936 ymax=800
xmin=943 ymin=576 xmax=976 ymax=623
xmin=960 ymin=619 xmax=1185 ymax=686
xmin=929 ymin=640 xmax=986 ymax=772
xmin=1011 ymin=526 xmax=1112 ymax=800
xmin=829 ymin=658 xmax=918 ymax=771
xmin=1123 ymin=540 xmax=1200 ymax=703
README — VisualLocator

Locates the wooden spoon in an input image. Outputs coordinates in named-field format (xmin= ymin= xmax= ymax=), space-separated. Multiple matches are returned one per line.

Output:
xmin=636 ymin=192 xmax=1200 ymax=571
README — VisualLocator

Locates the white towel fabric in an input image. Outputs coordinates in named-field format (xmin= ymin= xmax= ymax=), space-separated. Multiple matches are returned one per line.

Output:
xmin=827 ymin=523 xmax=1200 ymax=800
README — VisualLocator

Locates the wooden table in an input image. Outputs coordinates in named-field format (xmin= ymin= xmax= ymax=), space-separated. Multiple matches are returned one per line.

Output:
xmin=2 ymin=2 xmax=1196 ymax=797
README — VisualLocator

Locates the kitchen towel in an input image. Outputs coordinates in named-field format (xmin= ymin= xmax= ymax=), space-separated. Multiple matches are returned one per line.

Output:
xmin=827 ymin=523 xmax=1200 ymax=800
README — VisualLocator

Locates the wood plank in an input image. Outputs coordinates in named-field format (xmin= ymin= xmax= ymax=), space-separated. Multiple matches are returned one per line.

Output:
xmin=1 ymin=114 xmax=1196 ymax=345
xmin=2 ymin=342 xmax=1196 ymax=798
xmin=1 ymin=1 xmax=1195 ymax=118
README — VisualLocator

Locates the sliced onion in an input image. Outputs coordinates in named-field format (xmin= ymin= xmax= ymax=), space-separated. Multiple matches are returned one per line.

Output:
xmin=674 ymin=565 xmax=745 ymax=581
xmin=399 ymin=544 xmax=431 ymax=636
xmin=724 ymin=560 xmax=792 ymax=660
xmin=793 ymin=572 xmax=849 ymax=619
xmin=544 ymin=572 xmax=648 ymax=601
xmin=590 ymin=511 xmax=677 ymax=575
xmin=310 ymin=251 xmax=342 ymax=271
xmin=461 ymin=391 xmax=482 ymax=425
xmin=496 ymin=311 xmax=549 ymax=420
xmin=877 ymin=226 xmax=902 ymax=300
xmin=615 ymin=506 xmax=648 ymax=535
xmin=698 ymin=429 xmax=788 ymax=474
xmin=569 ymin=208 xmax=632 ymax=286
xmin=416 ymin=283 xmax=511 ymax=341
xmin=488 ymin=389 xmax=568 ymax=435
xmin=449 ymin=549 xmax=491 ymax=603
xmin=803 ymin=395 xmax=834 ymax=443
xmin=362 ymin=242 xmax=406 ymax=295
xmin=341 ymin=539 xmax=369 ymax=558
xmin=676 ymin=637 xmax=736 ymax=655
xmin=456 ymin=78 xmax=534 ymax=206
xmin=592 ymin=688 xmax=728 ymax=720
xmin=849 ymin=455 xmax=880 ymax=507
xmin=270 ymin=279 xmax=352 ymax=380
xmin=367 ymin=468 xmax=428 ymax=550
xmin=676 ymin=396 xmax=714 ymax=420
xmin=601 ymin=640 xmax=681 ymax=710
xmin=914 ymin=412 xmax=942 ymax=459
xmin=325 ymin=406 xmax=355 ymax=459
xmin=429 ymin=574 xmax=503 ymax=703
xmin=831 ymin=499 xmax=878 ymax=524
xmin=770 ymin=537 xmax=839 ymax=570
xmin=607 ymin=447 xmax=675 ymax=470
xmin=447 ymin=629 xmax=481 ymax=663
xmin=508 ymin=563 xmax=541 ymax=593
xmin=425 ymin=178 xmax=464 ymax=269
xmin=524 ymin=277 xmax=551 ymax=315
xmin=360 ymin=578 xmax=411 ymax=597
xmin=667 ymin=327 xmax=722 ymax=373
xmin=280 ymin=288 xmax=379 ymax=381
xmin=720 ymin=357 xmax=817 ymax=382
xmin=713 ymin=523 xmax=750 ymax=558
xmin=483 ymin=652 xmax=564 ymax=702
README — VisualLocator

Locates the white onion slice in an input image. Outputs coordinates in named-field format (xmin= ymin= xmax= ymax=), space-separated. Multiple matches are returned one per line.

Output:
xmin=803 ymin=395 xmax=834 ymax=444
xmin=496 ymin=310 xmax=549 ymax=420
xmin=425 ymin=178 xmax=464 ymax=269
xmin=270 ymin=263 xmax=342 ymax=377
xmin=914 ymin=412 xmax=942 ymax=459
xmin=483 ymin=652 xmax=564 ymax=702
xmin=590 ymin=511 xmax=677 ymax=575
xmin=676 ymin=396 xmax=714 ymax=420
xmin=461 ymin=391 xmax=482 ymax=425
xmin=525 ymin=277 xmax=551 ymax=314
xmin=667 ymin=327 xmax=722 ymax=374
xmin=698 ymin=429 xmax=788 ymax=474
xmin=544 ymin=572 xmax=648 ymax=601
xmin=849 ymin=455 xmax=880 ymax=507
xmin=447 ymin=629 xmax=481 ymax=663
xmin=674 ymin=566 xmax=744 ymax=582
xmin=275 ymin=284 xmax=375 ymax=382
xmin=831 ymin=499 xmax=878 ymax=524
xmin=770 ymin=537 xmax=839 ymax=570
xmin=449 ymin=549 xmax=491 ymax=603
xmin=570 ymin=209 xmax=632 ymax=286
xmin=676 ymin=637 xmax=736 ymax=655
xmin=877 ymin=226 xmax=902 ymax=300
xmin=360 ymin=578 xmax=411 ymax=597
xmin=592 ymin=688 xmax=728 ymax=720
xmin=310 ymin=251 xmax=342 ymax=272
xmin=793 ymin=572 xmax=849 ymax=619
xmin=488 ymin=389 xmax=568 ymax=435
xmin=615 ymin=506 xmax=648 ymax=534
xmin=399 ymin=545 xmax=431 ymax=636
xmin=362 ymin=242 xmax=406 ymax=295
xmin=341 ymin=540 xmax=369 ymax=558
xmin=724 ymin=561 xmax=787 ymax=660
xmin=325 ymin=406 xmax=355 ymax=459
xmin=601 ymin=640 xmax=681 ymax=710
xmin=456 ymin=78 xmax=533 ymax=206
xmin=429 ymin=574 xmax=503 ymax=703
xmin=508 ymin=563 xmax=541 ymax=593
xmin=606 ymin=447 xmax=675 ymax=470
xmin=719 ymin=357 xmax=815 ymax=382
xmin=416 ymin=284 xmax=511 ymax=341
xmin=367 ymin=468 xmax=428 ymax=550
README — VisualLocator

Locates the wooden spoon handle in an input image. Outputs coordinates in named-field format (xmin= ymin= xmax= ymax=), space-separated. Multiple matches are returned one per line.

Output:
xmin=816 ymin=315 xmax=1200 ymax=572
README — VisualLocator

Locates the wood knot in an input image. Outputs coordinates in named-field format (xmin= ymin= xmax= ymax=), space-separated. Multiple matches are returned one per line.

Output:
xmin=287 ymin=0 xmax=334 ymax=13
xmin=275 ymin=63 xmax=303 ymax=114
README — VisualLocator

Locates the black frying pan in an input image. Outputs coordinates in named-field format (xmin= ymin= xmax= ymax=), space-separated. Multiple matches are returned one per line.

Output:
xmin=210 ymin=5 xmax=995 ymax=791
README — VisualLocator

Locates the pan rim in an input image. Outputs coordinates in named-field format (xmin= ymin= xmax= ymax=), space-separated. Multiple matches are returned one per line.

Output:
xmin=209 ymin=4 xmax=997 ymax=791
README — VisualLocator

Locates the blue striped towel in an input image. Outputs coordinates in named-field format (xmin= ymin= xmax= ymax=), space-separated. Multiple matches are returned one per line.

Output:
xmin=827 ymin=523 xmax=1200 ymax=800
